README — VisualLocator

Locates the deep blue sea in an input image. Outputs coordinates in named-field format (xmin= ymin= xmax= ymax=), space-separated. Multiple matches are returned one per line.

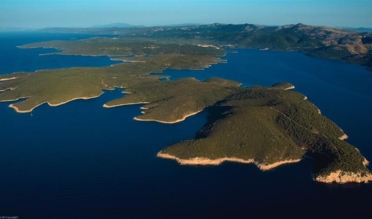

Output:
xmin=1 ymin=32 xmax=372 ymax=219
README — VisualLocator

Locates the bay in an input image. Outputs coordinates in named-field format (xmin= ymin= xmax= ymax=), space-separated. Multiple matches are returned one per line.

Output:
xmin=0 ymin=32 xmax=121 ymax=74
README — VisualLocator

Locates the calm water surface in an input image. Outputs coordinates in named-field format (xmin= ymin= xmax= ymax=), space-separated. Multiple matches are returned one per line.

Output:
xmin=0 ymin=33 xmax=371 ymax=218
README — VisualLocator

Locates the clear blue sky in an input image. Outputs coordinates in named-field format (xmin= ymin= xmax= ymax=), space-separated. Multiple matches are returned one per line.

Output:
xmin=1 ymin=0 xmax=371 ymax=28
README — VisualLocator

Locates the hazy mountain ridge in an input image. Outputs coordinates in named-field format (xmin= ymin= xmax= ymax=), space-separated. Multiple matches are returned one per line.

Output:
xmin=339 ymin=27 xmax=372 ymax=33
xmin=92 ymin=23 xmax=145 ymax=28
xmin=38 ymin=23 xmax=372 ymax=69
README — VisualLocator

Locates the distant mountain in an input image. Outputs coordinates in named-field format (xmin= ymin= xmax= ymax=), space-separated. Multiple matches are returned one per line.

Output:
xmin=0 ymin=27 xmax=36 ymax=32
xmin=163 ymin=23 xmax=203 ymax=27
xmin=92 ymin=23 xmax=202 ymax=28
xmin=92 ymin=23 xmax=145 ymax=28
xmin=337 ymin=27 xmax=372 ymax=33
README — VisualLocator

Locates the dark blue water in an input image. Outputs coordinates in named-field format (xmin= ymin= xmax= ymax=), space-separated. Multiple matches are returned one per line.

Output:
xmin=164 ymin=50 xmax=372 ymax=158
xmin=1 ymin=34 xmax=372 ymax=218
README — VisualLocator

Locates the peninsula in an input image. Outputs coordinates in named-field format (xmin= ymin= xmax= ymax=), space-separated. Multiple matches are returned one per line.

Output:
xmin=0 ymin=43 xmax=226 ymax=114
xmin=157 ymin=84 xmax=372 ymax=183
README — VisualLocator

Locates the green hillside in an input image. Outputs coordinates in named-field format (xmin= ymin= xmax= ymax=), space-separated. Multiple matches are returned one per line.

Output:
xmin=159 ymin=85 xmax=372 ymax=183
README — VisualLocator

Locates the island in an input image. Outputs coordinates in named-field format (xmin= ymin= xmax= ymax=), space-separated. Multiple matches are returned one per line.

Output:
xmin=1 ymin=23 xmax=371 ymax=184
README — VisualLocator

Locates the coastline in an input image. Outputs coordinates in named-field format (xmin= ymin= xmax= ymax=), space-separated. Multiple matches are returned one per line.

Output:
xmin=103 ymin=101 xmax=150 ymax=108
xmin=10 ymin=102 xmax=46 ymax=113
xmin=315 ymin=170 xmax=372 ymax=184
xmin=157 ymin=152 xmax=301 ymax=171
xmin=0 ymin=87 xmax=16 ymax=93
xmin=339 ymin=134 xmax=348 ymax=140
xmin=158 ymin=152 xmax=372 ymax=184
xmin=8 ymin=94 xmax=103 ymax=113
xmin=363 ymin=158 xmax=370 ymax=166
xmin=284 ymin=85 xmax=295 ymax=90
xmin=0 ymin=77 xmax=18 ymax=82
xmin=133 ymin=110 xmax=202 ymax=124
xmin=312 ymin=104 xmax=322 ymax=114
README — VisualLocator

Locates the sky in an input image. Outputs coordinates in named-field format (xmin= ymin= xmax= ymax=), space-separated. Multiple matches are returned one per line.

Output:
xmin=1 ymin=0 xmax=371 ymax=29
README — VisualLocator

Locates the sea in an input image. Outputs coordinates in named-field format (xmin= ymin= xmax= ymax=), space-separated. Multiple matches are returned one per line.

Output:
xmin=0 ymin=32 xmax=371 ymax=219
